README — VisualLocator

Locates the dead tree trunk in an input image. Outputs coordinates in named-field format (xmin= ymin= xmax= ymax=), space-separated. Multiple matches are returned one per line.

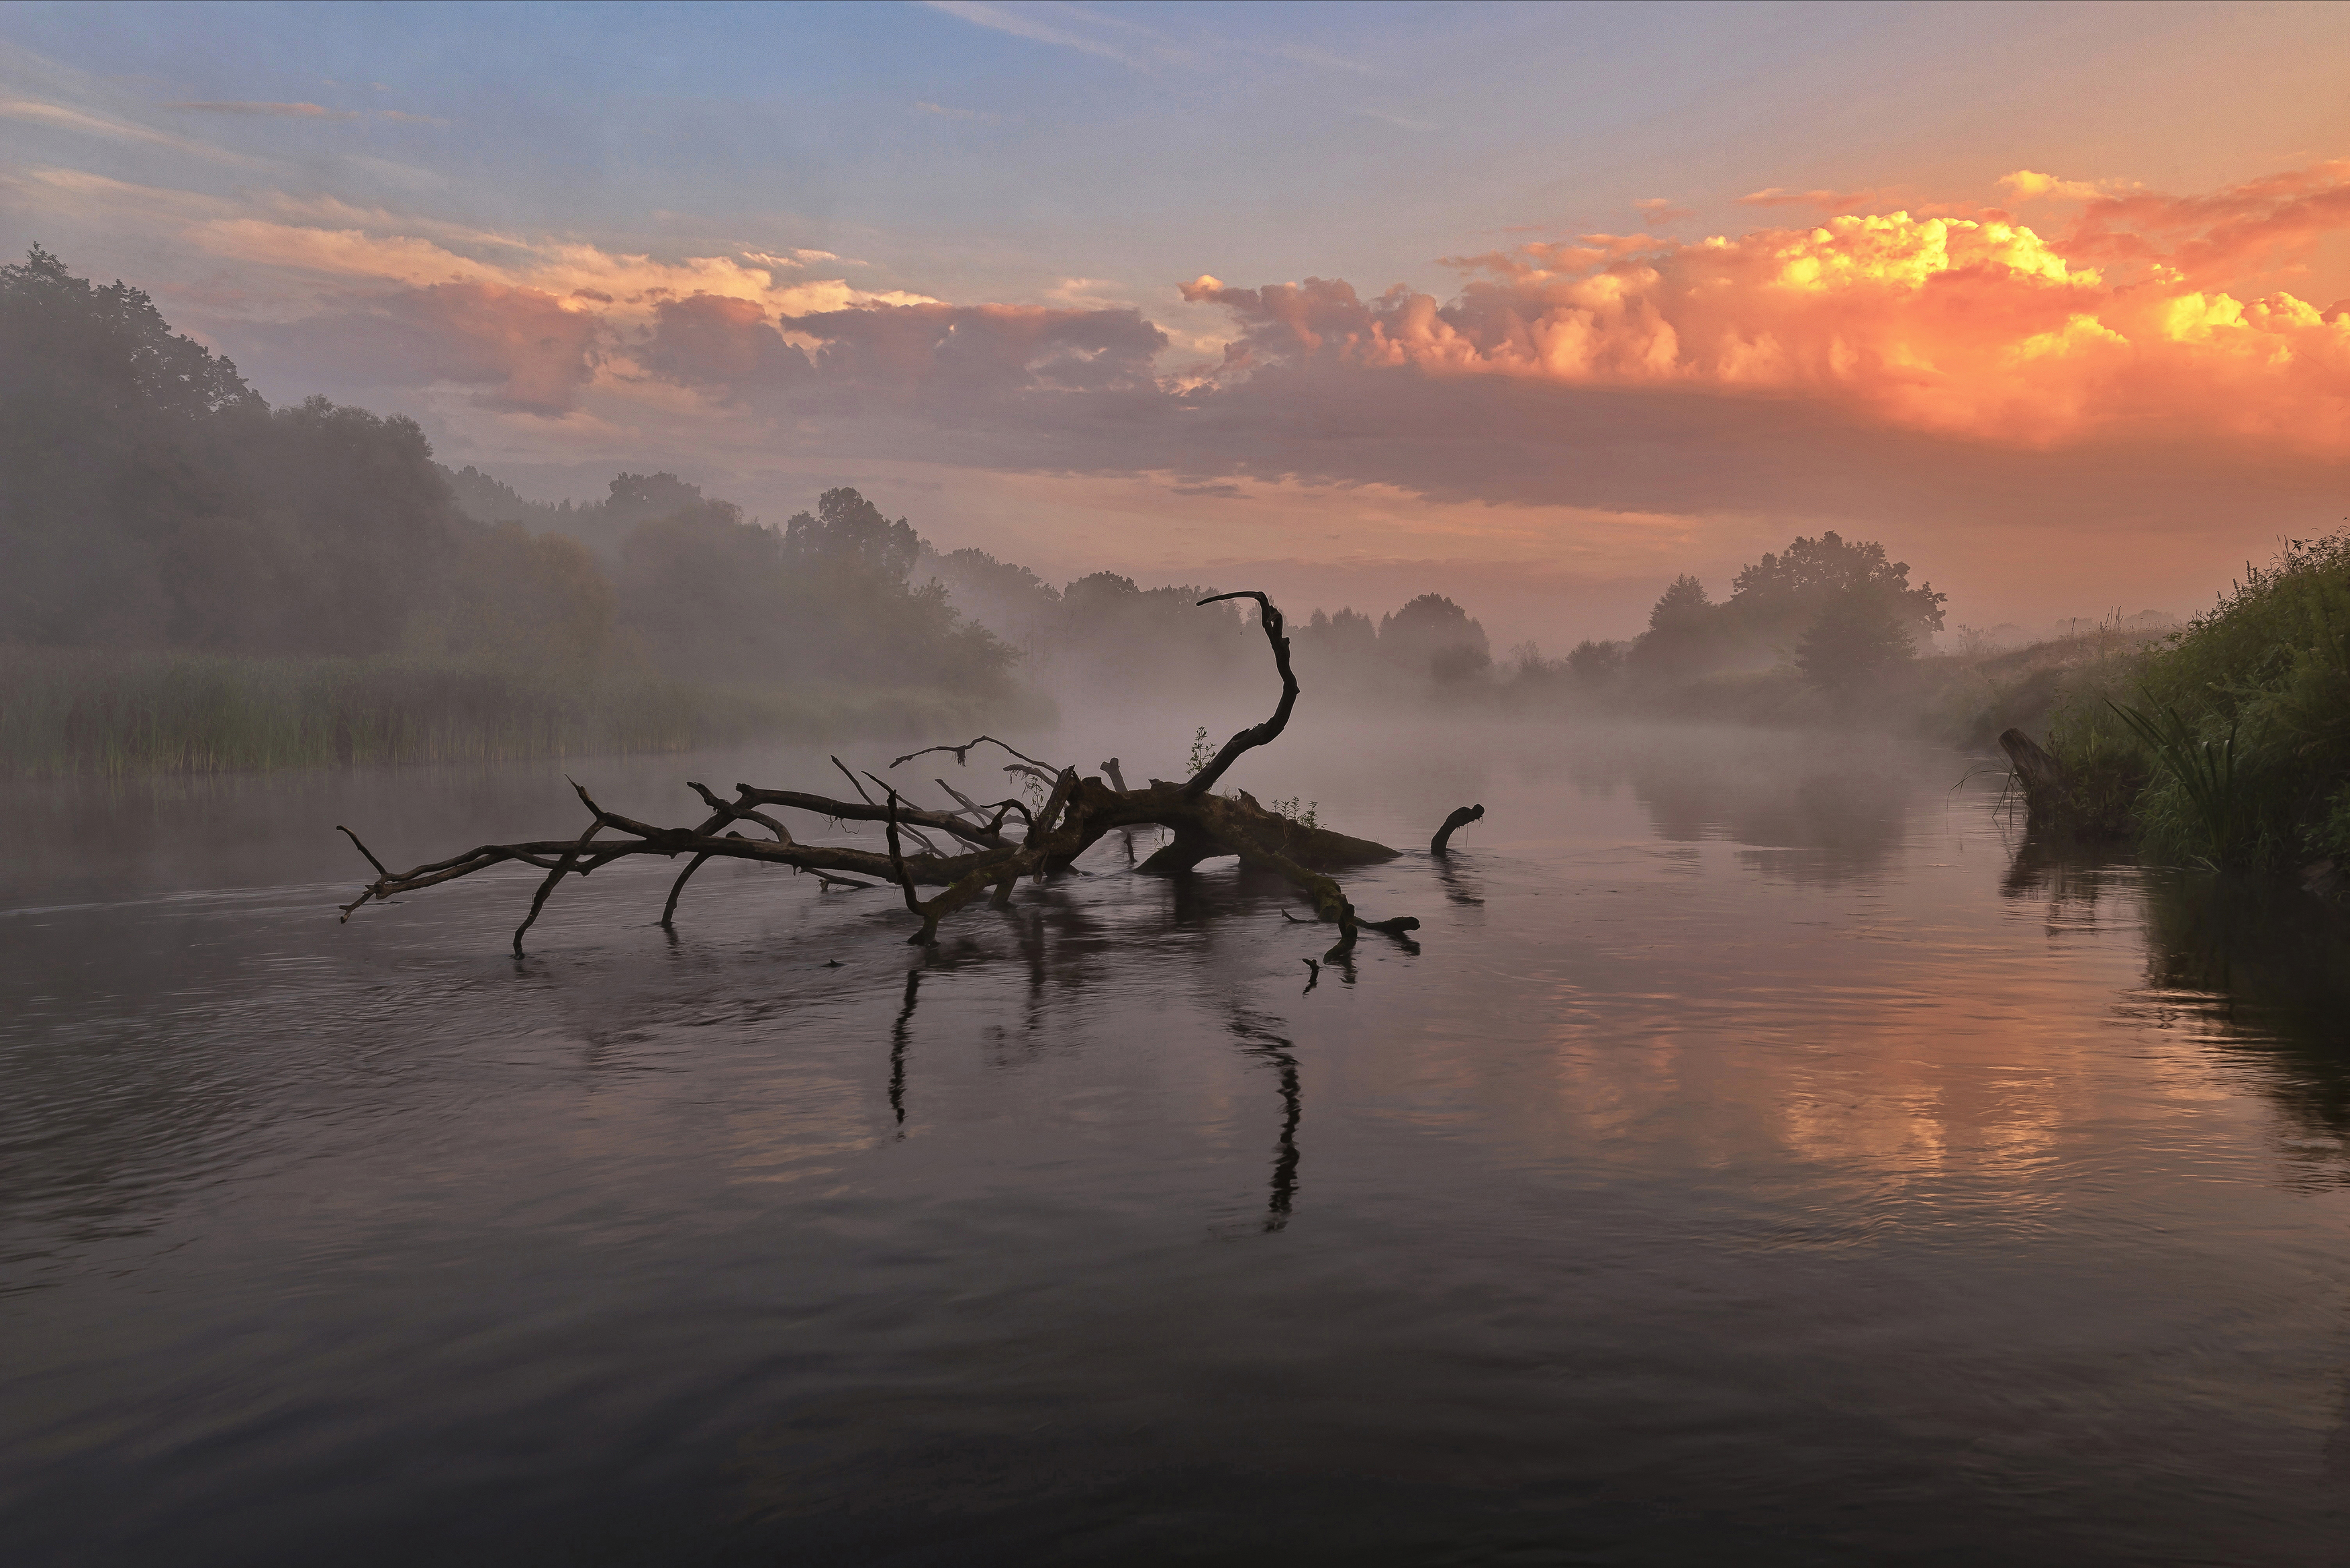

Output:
xmin=1997 ymin=728 xmax=2071 ymax=820
xmin=337 ymin=590 xmax=1427 ymax=960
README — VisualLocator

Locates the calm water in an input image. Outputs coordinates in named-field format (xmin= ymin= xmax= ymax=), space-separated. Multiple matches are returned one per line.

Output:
xmin=4 ymin=716 xmax=2347 ymax=1565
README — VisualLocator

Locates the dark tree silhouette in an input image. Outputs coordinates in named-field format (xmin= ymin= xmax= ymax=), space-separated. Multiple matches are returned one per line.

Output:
xmin=1795 ymin=583 xmax=1916 ymax=693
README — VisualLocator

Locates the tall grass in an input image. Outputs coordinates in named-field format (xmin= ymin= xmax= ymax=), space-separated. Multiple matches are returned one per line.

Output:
xmin=0 ymin=648 xmax=1014 ymax=778
xmin=2106 ymin=698 xmax=2248 ymax=867
xmin=2040 ymin=533 xmax=2350 ymax=871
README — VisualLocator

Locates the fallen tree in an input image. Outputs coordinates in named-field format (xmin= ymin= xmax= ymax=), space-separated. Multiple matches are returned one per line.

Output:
xmin=337 ymin=591 xmax=1446 ymax=959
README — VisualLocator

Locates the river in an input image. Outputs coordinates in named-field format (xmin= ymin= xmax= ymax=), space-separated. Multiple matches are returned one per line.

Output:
xmin=3 ymin=714 xmax=2346 ymax=1565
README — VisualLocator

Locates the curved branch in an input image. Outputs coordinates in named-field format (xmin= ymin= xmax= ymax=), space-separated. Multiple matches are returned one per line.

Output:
xmin=1431 ymin=804 xmax=1485 ymax=856
xmin=1184 ymin=591 xmax=1298 ymax=800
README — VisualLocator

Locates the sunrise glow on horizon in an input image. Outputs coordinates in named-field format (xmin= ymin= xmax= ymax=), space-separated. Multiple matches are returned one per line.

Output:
xmin=5 ymin=0 xmax=2347 ymax=639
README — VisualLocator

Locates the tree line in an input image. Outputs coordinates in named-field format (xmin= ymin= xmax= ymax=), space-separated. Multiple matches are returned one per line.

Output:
xmin=0 ymin=247 xmax=1009 ymax=695
xmin=3 ymin=244 xmax=1944 ymax=714
xmin=1552 ymin=533 xmax=1947 ymax=696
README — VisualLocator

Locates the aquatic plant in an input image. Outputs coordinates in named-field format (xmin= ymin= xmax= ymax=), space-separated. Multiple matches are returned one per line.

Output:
xmin=2105 ymin=698 xmax=2248 ymax=868
xmin=0 ymin=648 xmax=1006 ymax=779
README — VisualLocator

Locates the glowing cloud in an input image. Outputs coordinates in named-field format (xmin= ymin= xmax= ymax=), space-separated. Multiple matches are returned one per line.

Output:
xmin=1179 ymin=162 xmax=2350 ymax=454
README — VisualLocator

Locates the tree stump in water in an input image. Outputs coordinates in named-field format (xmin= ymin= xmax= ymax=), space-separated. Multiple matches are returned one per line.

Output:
xmin=1997 ymin=728 xmax=2070 ymax=818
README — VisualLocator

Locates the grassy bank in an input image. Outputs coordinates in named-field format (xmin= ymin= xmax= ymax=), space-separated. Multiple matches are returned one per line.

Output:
xmin=2027 ymin=534 xmax=2350 ymax=873
xmin=0 ymin=648 xmax=1027 ymax=778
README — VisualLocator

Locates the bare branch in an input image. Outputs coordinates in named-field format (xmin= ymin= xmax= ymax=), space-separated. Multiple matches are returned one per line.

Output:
xmin=890 ymin=735 xmax=1063 ymax=774
xmin=335 ymin=824 xmax=389 ymax=877
xmin=1184 ymin=591 xmax=1299 ymax=799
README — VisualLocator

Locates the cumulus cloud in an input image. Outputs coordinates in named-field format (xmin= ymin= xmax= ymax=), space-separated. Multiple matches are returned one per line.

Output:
xmin=1172 ymin=166 xmax=2350 ymax=454
xmin=36 ymin=150 xmax=2346 ymax=600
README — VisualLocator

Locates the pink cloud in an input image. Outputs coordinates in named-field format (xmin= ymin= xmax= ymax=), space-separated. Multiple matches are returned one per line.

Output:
xmin=244 ymin=281 xmax=603 ymax=413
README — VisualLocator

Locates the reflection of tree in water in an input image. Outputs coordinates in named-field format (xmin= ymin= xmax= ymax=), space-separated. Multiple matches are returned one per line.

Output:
xmin=888 ymin=968 xmax=919 ymax=1130
xmin=1227 ymin=1013 xmax=1301 ymax=1231
xmin=2012 ymin=840 xmax=2350 ymax=1180
xmin=1999 ymin=834 xmax=2130 ymax=930
xmin=2137 ymin=872 xmax=2350 ymax=1177
xmin=1627 ymin=757 xmax=1909 ymax=883
xmin=881 ymin=893 xmax=1309 ymax=1226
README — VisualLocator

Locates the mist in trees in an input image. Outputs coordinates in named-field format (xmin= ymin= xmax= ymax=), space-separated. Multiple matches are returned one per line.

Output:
xmin=5 ymin=242 xmax=1969 ymax=731
xmin=1 ymin=247 xmax=457 ymax=655
xmin=1601 ymin=532 xmax=1948 ymax=694
xmin=1 ymin=247 xmax=1011 ymax=697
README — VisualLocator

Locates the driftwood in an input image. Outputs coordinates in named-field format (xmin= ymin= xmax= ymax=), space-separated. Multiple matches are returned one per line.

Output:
xmin=337 ymin=590 xmax=1466 ymax=961
xmin=1431 ymin=803 xmax=1484 ymax=856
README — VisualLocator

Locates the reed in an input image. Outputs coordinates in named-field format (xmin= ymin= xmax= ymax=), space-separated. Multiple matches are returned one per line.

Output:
xmin=2040 ymin=532 xmax=2350 ymax=871
xmin=0 ymin=648 xmax=1010 ymax=778
xmin=2106 ymin=697 xmax=2247 ymax=867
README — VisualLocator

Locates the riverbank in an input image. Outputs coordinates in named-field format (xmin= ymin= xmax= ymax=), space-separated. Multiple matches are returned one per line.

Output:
xmin=1997 ymin=534 xmax=2350 ymax=882
xmin=0 ymin=647 xmax=1037 ymax=778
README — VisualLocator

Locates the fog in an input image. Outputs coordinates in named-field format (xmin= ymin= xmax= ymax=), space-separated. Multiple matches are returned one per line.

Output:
xmin=11 ymin=162 xmax=2350 ymax=1568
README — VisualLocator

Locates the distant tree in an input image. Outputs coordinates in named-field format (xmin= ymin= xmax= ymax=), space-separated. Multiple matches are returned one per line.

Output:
xmin=1378 ymin=593 xmax=1491 ymax=682
xmin=784 ymin=487 xmax=921 ymax=582
xmin=420 ymin=524 xmax=614 ymax=673
xmin=1630 ymin=574 xmax=1728 ymax=679
xmin=1566 ymin=638 xmax=1626 ymax=683
xmin=1795 ymin=583 xmax=1916 ymax=693
xmin=1727 ymin=530 xmax=1945 ymax=653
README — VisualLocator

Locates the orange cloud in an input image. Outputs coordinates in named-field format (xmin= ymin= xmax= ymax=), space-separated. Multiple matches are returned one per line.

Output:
xmin=1182 ymin=162 xmax=2350 ymax=454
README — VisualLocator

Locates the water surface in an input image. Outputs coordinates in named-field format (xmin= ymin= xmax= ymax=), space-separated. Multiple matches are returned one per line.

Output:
xmin=5 ymin=717 xmax=2347 ymax=1565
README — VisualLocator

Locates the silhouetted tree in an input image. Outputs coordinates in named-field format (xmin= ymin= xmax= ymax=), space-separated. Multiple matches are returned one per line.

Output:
xmin=1630 ymin=574 xmax=1728 ymax=678
xmin=1378 ymin=593 xmax=1491 ymax=682
xmin=1566 ymin=638 xmax=1626 ymax=684
xmin=1 ymin=246 xmax=459 ymax=654
xmin=1728 ymin=530 xmax=1945 ymax=653
xmin=1795 ymin=582 xmax=1916 ymax=693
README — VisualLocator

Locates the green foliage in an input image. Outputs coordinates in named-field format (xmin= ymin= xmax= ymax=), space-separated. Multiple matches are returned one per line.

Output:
xmin=1728 ymin=530 xmax=1946 ymax=650
xmin=1188 ymin=726 xmax=1214 ymax=773
xmin=1 ymin=247 xmax=456 ymax=655
xmin=2040 ymin=532 xmax=2350 ymax=872
xmin=1266 ymin=795 xmax=1319 ymax=830
xmin=0 ymin=250 xmax=1025 ymax=773
xmin=2106 ymin=699 xmax=2250 ymax=867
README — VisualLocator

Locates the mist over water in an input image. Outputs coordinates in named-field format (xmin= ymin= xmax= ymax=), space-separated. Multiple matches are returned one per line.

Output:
xmin=5 ymin=715 xmax=2348 ymax=1565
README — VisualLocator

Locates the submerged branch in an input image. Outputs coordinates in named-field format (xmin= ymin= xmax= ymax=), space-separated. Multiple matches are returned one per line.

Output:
xmin=336 ymin=589 xmax=1421 ymax=959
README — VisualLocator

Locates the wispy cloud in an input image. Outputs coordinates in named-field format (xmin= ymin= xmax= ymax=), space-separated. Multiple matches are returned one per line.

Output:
xmin=167 ymin=100 xmax=361 ymax=120
xmin=1999 ymin=169 xmax=2124 ymax=202
xmin=1354 ymin=107 xmax=1436 ymax=132
xmin=913 ymin=100 xmax=1002 ymax=124
xmin=923 ymin=1 xmax=1139 ymax=66
xmin=1738 ymin=186 xmax=1893 ymax=211
xmin=0 ymin=96 xmax=249 ymax=162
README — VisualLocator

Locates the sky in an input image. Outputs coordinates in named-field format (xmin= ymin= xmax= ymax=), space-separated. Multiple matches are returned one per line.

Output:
xmin=5 ymin=0 xmax=2349 ymax=642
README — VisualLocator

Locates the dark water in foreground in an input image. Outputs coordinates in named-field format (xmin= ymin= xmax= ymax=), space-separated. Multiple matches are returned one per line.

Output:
xmin=4 ymin=718 xmax=2348 ymax=1565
